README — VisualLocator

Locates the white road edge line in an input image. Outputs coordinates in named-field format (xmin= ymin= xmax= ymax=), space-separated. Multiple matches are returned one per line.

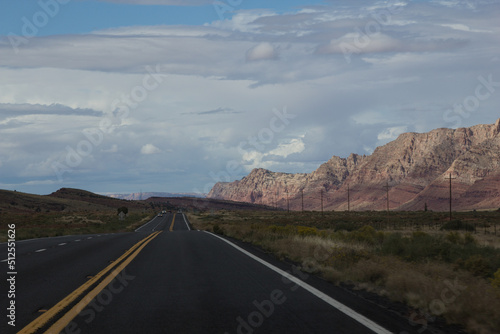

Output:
xmin=35 ymin=249 xmax=46 ymax=253
xmin=135 ymin=216 xmax=159 ymax=232
xmin=205 ymin=231 xmax=392 ymax=334
xmin=0 ymin=234 xmax=78 ymax=244
xmin=0 ymin=234 xmax=112 ymax=245
xmin=181 ymin=214 xmax=191 ymax=231
xmin=152 ymin=220 xmax=163 ymax=232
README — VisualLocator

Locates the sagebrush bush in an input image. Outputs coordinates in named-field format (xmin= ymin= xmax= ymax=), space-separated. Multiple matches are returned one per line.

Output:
xmin=212 ymin=224 xmax=223 ymax=235
xmin=297 ymin=226 xmax=318 ymax=237
xmin=446 ymin=231 xmax=462 ymax=244
xmin=347 ymin=225 xmax=384 ymax=245
xmin=441 ymin=219 xmax=475 ymax=232
xmin=462 ymin=255 xmax=492 ymax=278
xmin=491 ymin=269 xmax=500 ymax=289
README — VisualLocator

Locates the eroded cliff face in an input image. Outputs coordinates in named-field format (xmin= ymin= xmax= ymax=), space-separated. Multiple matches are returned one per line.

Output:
xmin=208 ymin=119 xmax=500 ymax=211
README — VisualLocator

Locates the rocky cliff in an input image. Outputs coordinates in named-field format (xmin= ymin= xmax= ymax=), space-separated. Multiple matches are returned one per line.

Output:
xmin=208 ymin=118 xmax=500 ymax=211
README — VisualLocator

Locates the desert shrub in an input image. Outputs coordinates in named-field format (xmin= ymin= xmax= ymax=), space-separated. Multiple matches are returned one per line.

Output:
xmin=326 ymin=247 xmax=368 ymax=270
xmin=380 ymin=232 xmax=460 ymax=262
xmin=348 ymin=225 xmax=383 ymax=245
xmin=446 ymin=232 xmax=462 ymax=244
xmin=334 ymin=222 xmax=357 ymax=232
xmin=463 ymin=233 xmax=476 ymax=245
xmin=412 ymin=231 xmax=428 ymax=238
xmin=402 ymin=233 xmax=447 ymax=262
xmin=297 ymin=226 xmax=318 ymax=237
xmin=267 ymin=225 xmax=296 ymax=235
xmin=462 ymin=255 xmax=492 ymax=278
xmin=380 ymin=233 xmax=406 ymax=256
xmin=491 ymin=268 xmax=500 ymax=289
xmin=441 ymin=220 xmax=475 ymax=232
xmin=212 ymin=224 xmax=223 ymax=235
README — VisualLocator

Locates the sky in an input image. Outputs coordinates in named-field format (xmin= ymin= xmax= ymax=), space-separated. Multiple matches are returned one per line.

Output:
xmin=0 ymin=0 xmax=499 ymax=195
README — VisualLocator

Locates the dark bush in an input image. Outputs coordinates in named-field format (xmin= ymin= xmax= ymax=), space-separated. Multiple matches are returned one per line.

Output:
xmin=441 ymin=219 xmax=475 ymax=232
xmin=462 ymin=255 xmax=492 ymax=278
xmin=117 ymin=207 xmax=128 ymax=215
xmin=334 ymin=222 xmax=358 ymax=232
xmin=213 ymin=224 xmax=223 ymax=235
xmin=380 ymin=233 xmax=406 ymax=257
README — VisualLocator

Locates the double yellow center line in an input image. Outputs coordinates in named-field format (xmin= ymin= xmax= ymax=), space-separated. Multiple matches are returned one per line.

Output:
xmin=19 ymin=231 xmax=162 ymax=334
xmin=169 ymin=213 xmax=177 ymax=232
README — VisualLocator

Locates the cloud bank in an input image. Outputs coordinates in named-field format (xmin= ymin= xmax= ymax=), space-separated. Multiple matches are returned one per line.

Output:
xmin=0 ymin=0 xmax=499 ymax=195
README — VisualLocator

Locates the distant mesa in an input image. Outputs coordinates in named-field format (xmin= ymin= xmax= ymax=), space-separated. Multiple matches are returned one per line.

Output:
xmin=107 ymin=192 xmax=205 ymax=201
xmin=208 ymin=118 xmax=500 ymax=211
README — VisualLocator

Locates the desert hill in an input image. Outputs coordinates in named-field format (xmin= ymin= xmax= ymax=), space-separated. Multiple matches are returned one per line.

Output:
xmin=0 ymin=188 xmax=148 ymax=214
xmin=0 ymin=187 xmax=275 ymax=215
xmin=208 ymin=118 xmax=500 ymax=211
xmin=108 ymin=192 xmax=204 ymax=201
xmin=49 ymin=188 xmax=148 ymax=209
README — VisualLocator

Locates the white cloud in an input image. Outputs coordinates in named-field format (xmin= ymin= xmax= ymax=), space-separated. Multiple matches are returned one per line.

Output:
xmin=377 ymin=126 xmax=408 ymax=141
xmin=92 ymin=25 xmax=229 ymax=37
xmin=97 ymin=0 xmax=212 ymax=5
xmin=241 ymin=137 xmax=306 ymax=171
xmin=440 ymin=23 xmax=492 ymax=33
xmin=317 ymin=32 xmax=466 ymax=56
xmin=23 ymin=179 xmax=58 ymax=186
xmin=208 ymin=10 xmax=276 ymax=33
xmin=318 ymin=33 xmax=402 ymax=55
xmin=246 ymin=42 xmax=278 ymax=61
xmin=140 ymin=144 xmax=161 ymax=155
xmin=102 ymin=144 xmax=118 ymax=153
xmin=268 ymin=137 xmax=305 ymax=158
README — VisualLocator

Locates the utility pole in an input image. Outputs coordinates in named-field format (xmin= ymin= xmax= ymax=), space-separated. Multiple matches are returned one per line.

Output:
xmin=447 ymin=173 xmax=456 ymax=221
xmin=384 ymin=182 xmax=390 ymax=212
xmin=286 ymin=190 xmax=290 ymax=213
xmin=347 ymin=184 xmax=350 ymax=212
xmin=301 ymin=189 xmax=304 ymax=212
xmin=320 ymin=189 xmax=324 ymax=216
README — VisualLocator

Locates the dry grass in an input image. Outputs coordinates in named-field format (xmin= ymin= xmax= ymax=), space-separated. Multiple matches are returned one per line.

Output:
xmin=55 ymin=215 xmax=106 ymax=225
xmin=0 ymin=211 xmax=154 ymax=242
xmin=188 ymin=210 xmax=500 ymax=334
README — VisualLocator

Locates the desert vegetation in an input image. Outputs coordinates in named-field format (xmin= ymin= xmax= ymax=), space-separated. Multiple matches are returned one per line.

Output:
xmin=189 ymin=210 xmax=500 ymax=334
xmin=0 ymin=188 xmax=158 ymax=241
xmin=0 ymin=210 xmax=153 ymax=241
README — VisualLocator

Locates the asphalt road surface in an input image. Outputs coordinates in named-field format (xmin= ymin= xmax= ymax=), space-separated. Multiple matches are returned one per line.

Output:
xmin=2 ymin=213 xmax=441 ymax=334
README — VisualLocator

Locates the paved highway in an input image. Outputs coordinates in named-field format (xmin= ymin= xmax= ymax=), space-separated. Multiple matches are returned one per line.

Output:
xmin=2 ymin=213 xmax=441 ymax=333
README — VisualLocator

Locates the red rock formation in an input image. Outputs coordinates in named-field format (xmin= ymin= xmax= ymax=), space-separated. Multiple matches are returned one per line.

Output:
xmin=208 ymin=119 xmax=500 ymax=211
